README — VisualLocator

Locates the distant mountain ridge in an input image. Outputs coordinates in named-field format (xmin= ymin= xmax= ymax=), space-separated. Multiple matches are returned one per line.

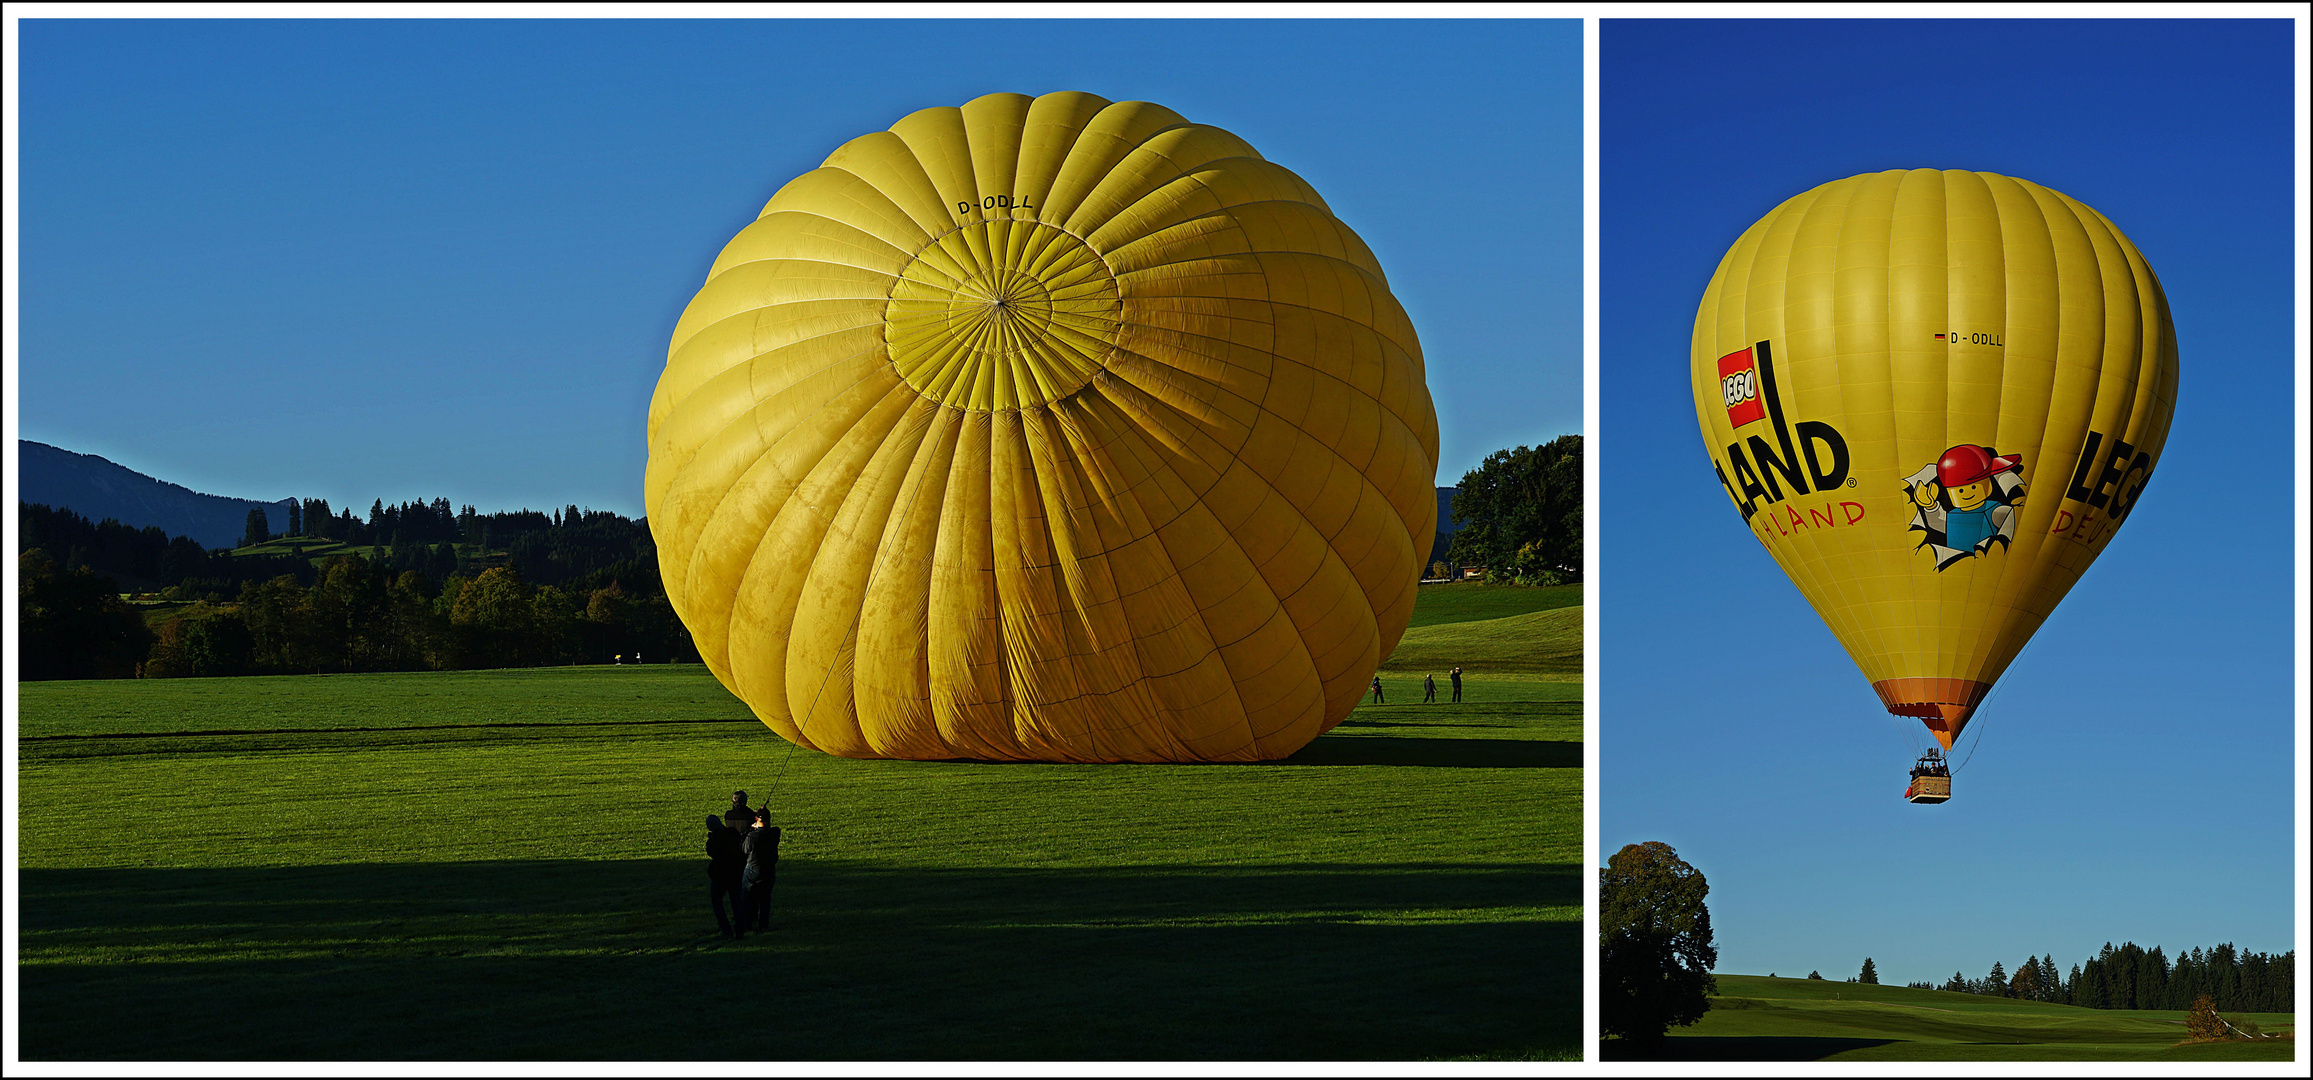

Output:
xmin=16 ymin=439 xmax=1471 ymax=562
xmin=18 ymin=440 xmax=294 ymax=550
xmin=1436 ymin=487 xmax=1461 ymax=535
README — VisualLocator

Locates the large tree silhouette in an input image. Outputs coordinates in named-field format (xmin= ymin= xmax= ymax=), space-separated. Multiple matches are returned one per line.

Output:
xmin=1600 ymin=841 xmax=1718 ymax=1045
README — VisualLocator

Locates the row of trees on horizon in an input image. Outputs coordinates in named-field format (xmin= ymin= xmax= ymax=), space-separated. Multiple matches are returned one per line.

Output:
xmin=242 ymin=496 xmax=625 ymax=554
xmin=25 ymin=498 xmax=640 ymax=599
xmin=1603 ymin=841 xmax=2292 ymax=1053
xmin=21 ymin=434 xmax=1588 ymax=681
xmin=20 ymin=499 xmax=698 ymax=680
xmin=1807 ymin=941 xmax=2293 ymax=1015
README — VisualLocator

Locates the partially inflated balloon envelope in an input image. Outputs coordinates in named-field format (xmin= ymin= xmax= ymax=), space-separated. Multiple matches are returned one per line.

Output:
xmin=1690 ymin=170 xmax=2176 ymax=749
xmin=647 ymin=91 xmax=1439 ymax=763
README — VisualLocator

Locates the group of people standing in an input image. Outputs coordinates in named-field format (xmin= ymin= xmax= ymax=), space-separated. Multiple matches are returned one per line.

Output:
xmin=1368 ymin=666 xmax=1464 ymax=705
xmin=705 ymin=789 xmax=781 ymax=939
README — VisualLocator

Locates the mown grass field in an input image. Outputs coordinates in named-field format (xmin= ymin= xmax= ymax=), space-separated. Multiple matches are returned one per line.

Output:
xmin=1385 ymin=606 xmax=1581 ymax=677
xmin=1603 ymin=974 xmax=2297 ymax=1062
xmin=17 ymin=584 xmax=1583 ymax=1061
xmin=1402 ymin=581 xmax=1582 ymax=628
xmin=226 ymin=536 xmax=477 ymax=563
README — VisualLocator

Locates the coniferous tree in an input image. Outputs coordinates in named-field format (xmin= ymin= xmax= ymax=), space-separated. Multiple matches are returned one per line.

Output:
xmin=241 ymin=507 xmax=272 ymax=548
xmin=1858 ymin=958 xmax=1878 ymax=985
xmin=2113 ymin=942 xmax=2143 ymax=1008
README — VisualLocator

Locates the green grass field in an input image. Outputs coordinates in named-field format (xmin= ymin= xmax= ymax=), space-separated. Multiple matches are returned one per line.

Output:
xmin=222 ymin=536 xmax=495 ymax=568
xmin=1384 ymin=606 xmax=1581 ymax=676
xmin=17 ymin=585 xmax=1582 ymax=1061
xmin=1404 ymin=581 xmax=1581 ymax=628
xmin=1602 ymin=975 xmax=2297 ymax=1062
xmin=227 ymin=536 xmax=375 ymax=561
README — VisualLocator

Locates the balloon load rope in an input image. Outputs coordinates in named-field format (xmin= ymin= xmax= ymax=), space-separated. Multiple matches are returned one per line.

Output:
xmin=761 ymin=616 xmax=860 ymax=805
xmin=1884 ymin=709 xmax=1925 ymax=757
xmin=762 ymin=715 xmax=810 ymax=800
xmin=1950 ymin=694 xmax=1994 ymax=775
xmin=1948 ymin=627 xmax=2043 ymax=776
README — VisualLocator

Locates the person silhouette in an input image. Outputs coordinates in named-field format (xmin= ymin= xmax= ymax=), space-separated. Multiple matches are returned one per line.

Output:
xmin=740 ymin=811 xmax=782 ymax=932
xmin=705 ymin=811 xmax=748 ymax=938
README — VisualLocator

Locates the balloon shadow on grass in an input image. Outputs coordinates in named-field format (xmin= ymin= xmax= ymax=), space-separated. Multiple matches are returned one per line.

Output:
xmin=1602 ymin=1035 xmax=1900 ymax=1061
xmin=20 ymin=859 xmax=1580 ymax=1061
xmin=1279 ymin=736 xmax=1579 ymax=769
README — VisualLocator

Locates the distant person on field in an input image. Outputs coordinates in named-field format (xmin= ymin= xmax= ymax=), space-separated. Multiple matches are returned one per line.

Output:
xmin=1369 ymin=676 xmax=1385 ymax=704
xmin=706 ymin=811 xmax=749 ymax=938
xmin=741 ymin=812 xmax=782 ymax=932
xmin=1423 ymin=673 xmax=1437 ymax=703
xmin=1450 ymin=666 xmax=1463 ymax=703
xmin=727 ymin=790 xmax=757 ymax=828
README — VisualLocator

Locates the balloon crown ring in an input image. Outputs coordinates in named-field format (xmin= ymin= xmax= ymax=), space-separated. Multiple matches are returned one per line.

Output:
xmin=883 ymin=218 xmax=1124 ymax=413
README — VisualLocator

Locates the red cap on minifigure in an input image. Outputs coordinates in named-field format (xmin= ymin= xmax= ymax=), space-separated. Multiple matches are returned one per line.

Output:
xmin=1935 ymin=444 xmax=2021 ymax=488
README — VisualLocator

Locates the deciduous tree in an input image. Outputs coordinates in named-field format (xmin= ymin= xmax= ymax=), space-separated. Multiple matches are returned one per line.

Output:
xmin=1447 ymin=435 xmax=1582 ymax=582
xmin=1600 ymin=841 xmax=1717 ymax=1046
xmin=18 ymin=549 xmax=156 ymax=680
xmin=2185 ymin=993 xmax=2226 ymax=1041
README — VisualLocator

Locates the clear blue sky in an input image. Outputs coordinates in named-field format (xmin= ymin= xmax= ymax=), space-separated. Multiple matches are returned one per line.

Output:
xmin=16 ymin=17 xmax=1581 ymax=519
xmin=1600 ymin=19 xmax=2299 ymax=986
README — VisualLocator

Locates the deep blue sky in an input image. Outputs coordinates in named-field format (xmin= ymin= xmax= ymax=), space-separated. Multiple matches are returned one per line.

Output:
xmin=15 ymin=18 xmax=1581 ymax=519
xmin=1600 ymin=20 xmax=2299 ymax=985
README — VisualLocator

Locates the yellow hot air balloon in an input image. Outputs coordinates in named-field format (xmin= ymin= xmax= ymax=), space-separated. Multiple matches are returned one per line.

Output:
xmin=646 ymin=91 xmax=1438 ymax=763
xmin=1689 ymin=169 xmax=2177 ymax=767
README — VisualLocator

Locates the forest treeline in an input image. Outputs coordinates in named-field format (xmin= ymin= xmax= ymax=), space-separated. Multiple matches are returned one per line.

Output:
xmin=19 ymin=499 xmax=695 ymax=680
xmin=1869 ymin=941 xmax=2293 ymax=1013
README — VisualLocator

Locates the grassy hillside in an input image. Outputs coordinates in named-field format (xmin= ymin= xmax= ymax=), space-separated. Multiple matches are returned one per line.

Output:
xmin=229 ymin=536 xmax=370 ymax=560
xmin=17 ymin=580 xmax=1584 ymax=1061
xmin=1383 ymin=606 xmax=1581 ymax=676
xmin=1405 ymin=582 xmax=1581 ymax=628
xmin=226 ymin=535 xmax=490 ymax=566
xmin=1604 ymin=974 xmax=2296 ymax=1061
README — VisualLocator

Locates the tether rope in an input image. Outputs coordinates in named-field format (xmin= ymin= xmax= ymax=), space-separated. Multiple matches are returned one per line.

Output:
xmin=1947 ymin=624 xmax=2046 ymax=777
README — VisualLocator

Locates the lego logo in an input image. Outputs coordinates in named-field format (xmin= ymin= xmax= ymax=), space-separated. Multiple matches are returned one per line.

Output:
xmin=1717 ymin=345 xmax=1767 ymax=428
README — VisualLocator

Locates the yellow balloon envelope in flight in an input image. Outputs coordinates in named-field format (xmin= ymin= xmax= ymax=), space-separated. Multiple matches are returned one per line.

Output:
xmin=1690 ymin=169 xmax=2177 ymax=749
xmin=646 ymin=91 xmax=1439 ymax=763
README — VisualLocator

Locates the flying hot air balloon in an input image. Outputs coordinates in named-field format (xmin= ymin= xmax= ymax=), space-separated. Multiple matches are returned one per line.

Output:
xmin=1688 ymin=169 xmax=2177 ymax=801
xmin=646 ymin=91 xmax=1439 ymax=764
